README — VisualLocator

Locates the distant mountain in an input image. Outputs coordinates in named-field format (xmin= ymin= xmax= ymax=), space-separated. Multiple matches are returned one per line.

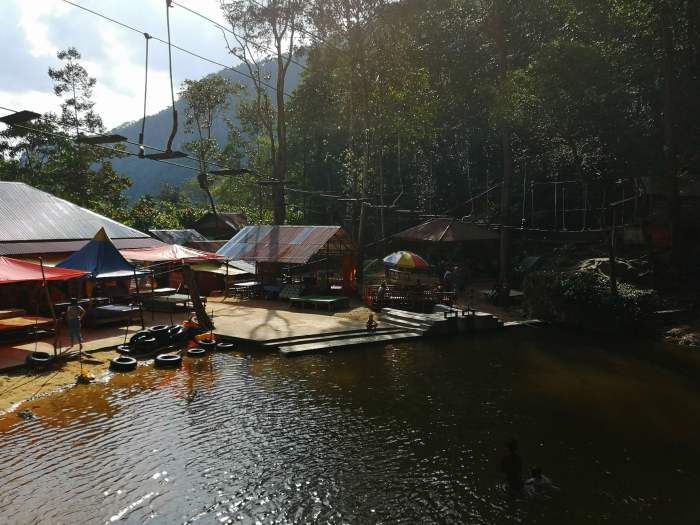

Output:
xmin=110 ymin=60 xmax=304 ymax=200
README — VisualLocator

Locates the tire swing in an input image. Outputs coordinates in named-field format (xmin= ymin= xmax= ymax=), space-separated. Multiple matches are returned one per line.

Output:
xmin=26 ymin=351 xmax=52 ymax=368
xmin=110 ymin=356 xmax=138 ymax=372
xmin=198 ymin=339 xmax=217 ymax=352
xmin=154 ymin=353 xmax=182 ymax=368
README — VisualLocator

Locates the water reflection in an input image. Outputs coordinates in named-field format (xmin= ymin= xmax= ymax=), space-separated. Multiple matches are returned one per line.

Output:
xmin=1 ymin=330 xmax=699 ymax=524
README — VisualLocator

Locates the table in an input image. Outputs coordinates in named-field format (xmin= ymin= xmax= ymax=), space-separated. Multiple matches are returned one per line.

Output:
xmin=289 ymin=296 xmax=350 ymax=312
xmin=147 ymin=288 xmax=178 ymax=297
xmin=90 ymin=305 xmax=141 ymax=326
xmin=228 ymin=281 xmax=261 ymax=299
xmin=142 ymin=293 xmax=207 ymax=312
xmin=0 ymin=309 xmax=25 ymax=321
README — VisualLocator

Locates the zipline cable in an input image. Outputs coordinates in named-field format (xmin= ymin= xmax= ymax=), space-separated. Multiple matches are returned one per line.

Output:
xmin=172 ymin=0 xmax=307 ymax=71
xmin=0 ymin=105 xmax=234 ymax=172
xmin=59 ymin=0 xmax=293 ymax=98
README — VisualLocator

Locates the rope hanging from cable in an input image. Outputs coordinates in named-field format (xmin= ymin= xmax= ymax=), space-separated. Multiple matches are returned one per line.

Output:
xmin=138 ymin=33 xmax=151 ymax=158
xmin=164 ymin=0 xmax=178 ymax=153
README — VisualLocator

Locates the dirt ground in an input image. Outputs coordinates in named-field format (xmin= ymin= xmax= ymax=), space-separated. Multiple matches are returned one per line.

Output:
xmin=0 ymin=292 xmax=526 ymax=416
xmin=0 ymin=348 xmax=120 ymax=414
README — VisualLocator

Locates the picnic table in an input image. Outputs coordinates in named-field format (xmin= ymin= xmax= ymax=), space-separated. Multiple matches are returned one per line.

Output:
xmin=227 ymin=281 xmax=261 ymax=299
xmin=0 ymin=315 xmax=55 ymax=343
xmin=289 ymin=296 xmax=350 ymax=312
xmin=142 ymin=293 xmax=207 ymax=312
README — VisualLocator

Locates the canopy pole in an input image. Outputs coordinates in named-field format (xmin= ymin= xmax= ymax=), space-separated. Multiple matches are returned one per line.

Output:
xmin=224 ymin=258 xmax=229 ymax=301
xmin=39 ymin=257 xmax=59 ymax=357
xmin=134 ymin=268 xmax=145 ymax=330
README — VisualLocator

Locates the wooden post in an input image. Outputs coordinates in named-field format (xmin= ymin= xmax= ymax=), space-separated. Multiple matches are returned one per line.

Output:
xmin=609 ymin=207 xmax=618 ymax=296
xmin=183 ymin=264 xmax=213 ymax=330
xmin=133 ymin=268 xmax=145 ymax=330
xmin=39 ymin=257 xmax=59 ymax=357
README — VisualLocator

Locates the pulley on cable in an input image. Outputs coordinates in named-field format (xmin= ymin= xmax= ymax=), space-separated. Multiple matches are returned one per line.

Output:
xmin=139 ymin=0 xmax=186 ymax=160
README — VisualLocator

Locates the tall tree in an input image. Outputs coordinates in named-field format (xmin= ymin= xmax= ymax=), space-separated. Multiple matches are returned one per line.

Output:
xmin=222 ymin=0 xmax=307 ymax=224
xmin=0 ymin=47 xmax=130 ymax=217
xmin=180 ymin=75 xmax=238 ymax=216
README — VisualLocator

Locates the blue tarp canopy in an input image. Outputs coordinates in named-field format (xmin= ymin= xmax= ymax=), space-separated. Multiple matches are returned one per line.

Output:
xmin=57 ymin=228 xmax=147 ymax=279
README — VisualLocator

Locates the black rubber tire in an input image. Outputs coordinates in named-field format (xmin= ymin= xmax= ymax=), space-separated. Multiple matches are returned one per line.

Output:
xmin=154 ymin=353 xmax=182 ymax=368
xmin=217 ymin=342 xmax=235 ymax=352
xmin=168 ymin=325 xmax=187 ymax=342
xmin=149 ymin=325 xmax=171 ymax=343
xmin=116 ymin=344 xmax=132 ymax=355
xmin=26 ymin=351 xmax=52 ymax=367
xmin=110 ymin=356 xmax=137 ymax=372
xmin=134 ymin=337 xmax=157 ymax=351
xmin=129 ymin=330 xmax=152 ymax=345
xmin=198 ymin=339 xmax=217 ymax=351
xmin=187 ymin=347 xmax=207 ymax=358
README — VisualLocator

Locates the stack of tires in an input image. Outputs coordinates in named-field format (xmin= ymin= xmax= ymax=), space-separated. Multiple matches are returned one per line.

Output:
xmin=128 ymin=331 xmax=158 ymax=354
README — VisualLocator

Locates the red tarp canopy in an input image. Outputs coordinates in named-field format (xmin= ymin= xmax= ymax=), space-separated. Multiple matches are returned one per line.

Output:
xmin=120 ymin=244 xmax=223 ymax=264
xmin=0 ymin=256 xmax=88 ymax=284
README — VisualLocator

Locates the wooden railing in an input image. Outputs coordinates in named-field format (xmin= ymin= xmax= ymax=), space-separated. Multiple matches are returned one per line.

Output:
xmin=363 ymin=284 xmax=455 ymax=312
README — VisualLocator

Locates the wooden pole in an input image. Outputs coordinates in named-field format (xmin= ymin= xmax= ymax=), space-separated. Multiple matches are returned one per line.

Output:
xmin=39 ymin=257 xmax=59 ymax=357
xmin=609 ymin=207 xmax=618 ymax=296
xmin=134 ymin=268 xmax=145 ymax=329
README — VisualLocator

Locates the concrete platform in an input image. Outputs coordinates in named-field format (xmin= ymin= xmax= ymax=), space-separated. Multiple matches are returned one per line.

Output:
xmin=209 ymin=299 xmax=366 ymax=343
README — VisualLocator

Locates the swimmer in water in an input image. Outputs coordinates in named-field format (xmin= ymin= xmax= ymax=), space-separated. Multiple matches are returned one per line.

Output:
xmin=500 ymin=439 xmax=524 ymax=495
xmin=524 ymin=467 xmax=558 ymax=497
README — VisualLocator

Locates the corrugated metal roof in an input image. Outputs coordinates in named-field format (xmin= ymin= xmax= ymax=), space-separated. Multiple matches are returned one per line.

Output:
xmin=393 ymin=219 xmax=499 ymax=242
xmin=150 ymin=229 xmax=208 ymax=245
xmin=0 ymin=182 xmax=150 ymax=242
xmin=216 ymin=225 xmax=350 ymax=264
xmin=0 ymin=238 xmax=164 ymax=256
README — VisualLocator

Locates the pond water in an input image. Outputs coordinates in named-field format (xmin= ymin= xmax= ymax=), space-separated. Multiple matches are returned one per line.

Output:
xmin=1 ymin=329 xmax=700 ymax=524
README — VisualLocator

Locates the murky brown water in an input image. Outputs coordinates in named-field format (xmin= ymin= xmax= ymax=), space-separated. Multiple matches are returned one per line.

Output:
xmin=1 ymin=329 xmax=700 ymax=524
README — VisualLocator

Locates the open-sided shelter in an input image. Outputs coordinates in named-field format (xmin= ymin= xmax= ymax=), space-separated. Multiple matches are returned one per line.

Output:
xmin=392 ymin=218 xmax=499 ymax=243
xmin=57 ymin=228 xmax=145 ymax=279
xmin=0 ymin=257 xmax=87 ymax=284
xmin=217 ymin=225 xmax=357 ymax=294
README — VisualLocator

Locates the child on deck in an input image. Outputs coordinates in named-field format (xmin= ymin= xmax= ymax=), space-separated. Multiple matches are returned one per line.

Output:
xmin=65 ymin=298 xmax=86 ymax=350
xmin=366 ymin=314 xmax=378 ymax=332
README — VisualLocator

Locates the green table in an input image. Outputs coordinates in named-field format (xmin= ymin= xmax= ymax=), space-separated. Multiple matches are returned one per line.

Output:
xmin=289 ymin=296 xmax=350 ymax=312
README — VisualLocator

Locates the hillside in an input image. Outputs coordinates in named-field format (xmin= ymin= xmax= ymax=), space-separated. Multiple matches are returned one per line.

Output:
xmin=110 ymin=60 xmax=303 ymax=200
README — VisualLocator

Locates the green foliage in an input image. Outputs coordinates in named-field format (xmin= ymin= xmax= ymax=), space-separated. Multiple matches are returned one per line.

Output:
xmin=0 ymin=47 xmax=131 ymax=215
xmin=123 ymin=193 xmax=208 ymax=233
xmin=524 ymin=269 xmax=659 ymax=332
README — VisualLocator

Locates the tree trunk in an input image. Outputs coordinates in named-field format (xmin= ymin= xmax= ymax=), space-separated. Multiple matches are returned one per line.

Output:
xmin=274 ymin=49 xmax=287 ymax=224
xmin=494 ymin=0 xmax=513 ymax=300
xmin=661 ymin=1 xmax=680 ymax=273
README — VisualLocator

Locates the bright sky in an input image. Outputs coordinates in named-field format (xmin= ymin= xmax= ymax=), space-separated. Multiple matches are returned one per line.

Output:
xmin=0 ymin=0 xmax=238 ymax=129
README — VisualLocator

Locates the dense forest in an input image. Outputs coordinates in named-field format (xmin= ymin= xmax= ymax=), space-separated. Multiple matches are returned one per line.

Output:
xmin=1 ymin=0 xmax=698 ymax=253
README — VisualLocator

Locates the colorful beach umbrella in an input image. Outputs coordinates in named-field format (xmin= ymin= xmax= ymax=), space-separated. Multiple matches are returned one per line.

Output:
xmin=382 ymin=251 xmax=430 ymax=271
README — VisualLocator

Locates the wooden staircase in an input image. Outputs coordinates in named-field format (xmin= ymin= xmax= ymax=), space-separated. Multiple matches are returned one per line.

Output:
xmin=380 ymin=307 xmax=503 ymax=334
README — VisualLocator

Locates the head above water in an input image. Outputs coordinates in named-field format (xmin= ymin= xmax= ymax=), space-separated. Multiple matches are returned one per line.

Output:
xmin=70 ymin=297 xmax=78 ymax=306
xmin=531 ymin=467 xmax=543 ymax=479
xmin=368 ymin=314 xmax=374 ymax=320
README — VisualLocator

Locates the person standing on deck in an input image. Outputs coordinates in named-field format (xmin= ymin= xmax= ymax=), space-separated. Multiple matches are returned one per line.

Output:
xmin=374 ymin=281 xmax=388 ymax=311
xmin=65 ymin=298 xmax=86 ymax=350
